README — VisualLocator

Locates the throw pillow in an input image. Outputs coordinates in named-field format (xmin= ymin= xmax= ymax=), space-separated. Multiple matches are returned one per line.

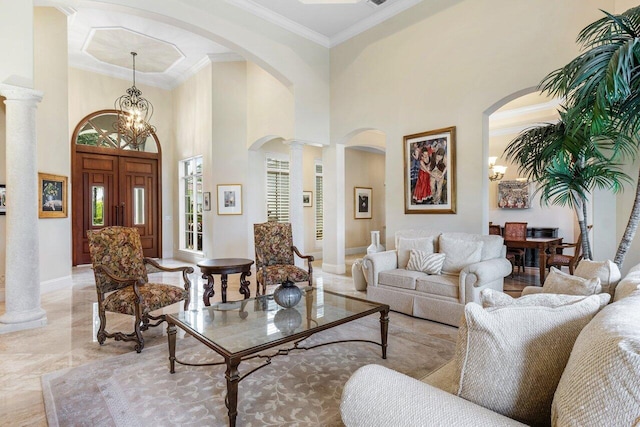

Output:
xmin=439 ymin=235 xmax=483 ymax=274
xmin=396 ymin=237 xmax=435 ymax=269
xmin=551 ymin=291 xmax=640 ymax=426
xmin=480 ymin=288 xmax=610 ymax=309
xmin=574 ymin=259 xmax=621 ymax=296
xmin=453 ymin=295 xmax=604 ymax=426
xmin=406 ymin=250 xmax=446 ymax=275
xmin=542 ymin=266 xmax=602 ymax=295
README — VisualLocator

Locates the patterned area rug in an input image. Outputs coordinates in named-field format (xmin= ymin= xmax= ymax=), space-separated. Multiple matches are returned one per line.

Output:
xmin=42 ymin=316 xmax=454 ymax=426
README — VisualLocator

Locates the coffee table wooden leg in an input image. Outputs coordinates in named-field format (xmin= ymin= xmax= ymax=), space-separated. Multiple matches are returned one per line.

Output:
xmin=202 ymin=272 xmax=215 ymax=306
xmin=225 ymin=356 xmax=241 ymax=427
xmin=379 ymin=308 xmax=389 ymax=359
xmin=167 ymin=321 xmax=177 ymax=374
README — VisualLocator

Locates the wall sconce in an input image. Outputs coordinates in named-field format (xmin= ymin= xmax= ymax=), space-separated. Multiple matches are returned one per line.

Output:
xmin=488 ymin=156 xmax=507 ymax=181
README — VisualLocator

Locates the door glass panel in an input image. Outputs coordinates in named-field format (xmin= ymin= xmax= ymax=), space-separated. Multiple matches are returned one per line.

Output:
xmin=91 ymin=186 xmax=105 ymax=226
xmin=133 ymin=188 xmax=145 ymax=225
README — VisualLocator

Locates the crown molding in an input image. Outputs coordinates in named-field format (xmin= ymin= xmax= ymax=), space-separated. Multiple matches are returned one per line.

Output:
xmin=225 ymin=0 xmax=331 ymax=48
xmin=490 ymin=119 xmax=560 ymax=137
xmin=330 ymin=0 xmax=422 ymax=47
xmin=171 ymin=53 xmax=246 ymax=88
xmin=490 ymin=98 xmax=564 ymax=122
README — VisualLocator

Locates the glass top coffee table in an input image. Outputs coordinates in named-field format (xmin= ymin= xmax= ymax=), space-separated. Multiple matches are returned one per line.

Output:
xmin=166 ymin=287 xmax=389 ymax=427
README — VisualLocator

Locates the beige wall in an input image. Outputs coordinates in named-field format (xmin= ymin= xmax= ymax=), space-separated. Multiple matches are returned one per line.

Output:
xmin=34 ymin=8 xmax=70 ymax=285
xmin=345 ymin=149 xmax=386 ymax=251
xmin=0 ymin=0 xmax=33 ymax=87
xmin=330 ymin=0 xmax=613 ymax=249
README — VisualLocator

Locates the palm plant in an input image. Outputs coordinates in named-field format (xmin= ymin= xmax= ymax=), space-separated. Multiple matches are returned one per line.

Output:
xmin=504 ymin=109 xmax=631 ymax=261
xmin=509 ymin=6 xmax=640 ymax=268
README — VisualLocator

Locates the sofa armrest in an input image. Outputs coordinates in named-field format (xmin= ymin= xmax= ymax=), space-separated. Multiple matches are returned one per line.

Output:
xmin=341 ymin=365 xmax=525 ymax=427
xmin=362 ymin=250 xmax=398 ymax=287
xmin=458 ymin=258 xmax=512 ymax=304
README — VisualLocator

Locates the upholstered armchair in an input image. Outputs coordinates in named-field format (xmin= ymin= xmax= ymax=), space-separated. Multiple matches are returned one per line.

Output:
xmin=87 ymin=226 xmax=194 ymax=353
xmin=253 ymin=222 xmax=314 ymax=296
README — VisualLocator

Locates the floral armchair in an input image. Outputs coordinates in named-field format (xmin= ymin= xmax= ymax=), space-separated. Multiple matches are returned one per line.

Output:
xmin=87 ymin=226 xmax=194 ymax=353
xmin=253 ymin=222 xmax=314 ymax=295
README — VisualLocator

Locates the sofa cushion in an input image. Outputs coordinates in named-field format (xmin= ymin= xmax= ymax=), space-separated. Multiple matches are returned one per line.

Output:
xmin=378 ymin=269 xmax=424 ymax=290
xmin=453 ymin=295 xmax=604 ymax=426
xmin=416 ymin=274 xmax=459 ymax=299
xmin=481 ymin=288 xmax=610 ymax=309
xmin=397 ymin=237 xmax=435 ymax=269
xmin=552 ymin=290 xmax=640 ymax=426
xmin=439 ymin=235 xmax=483 ymax=274
xmin=574 ymin=259 xmax=621 ymax=296
xmin=407 ymin=250 xmax=446 ymax=275
xmin=542 ymin=267 xmax=602 ymax=295
xmin=440 ymin=232 xmax=503 ymax=261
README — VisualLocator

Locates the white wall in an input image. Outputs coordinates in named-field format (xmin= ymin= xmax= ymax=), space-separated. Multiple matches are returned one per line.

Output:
xmin=330 ymin=0 xmax=613 ymax=250
xmin=35 ymin=8 xmax=71 ymax=286
xmin=0 ymin=0 xmax=33 ymax=87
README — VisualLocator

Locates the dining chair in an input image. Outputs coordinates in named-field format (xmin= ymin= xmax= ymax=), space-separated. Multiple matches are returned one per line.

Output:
xmin=504 ymin=222 xmax=528 ymax=275
xmin=547 ymin=226 xmax=591 ymax=274
xmin=488 ymin=224 xmax=502 ymax=236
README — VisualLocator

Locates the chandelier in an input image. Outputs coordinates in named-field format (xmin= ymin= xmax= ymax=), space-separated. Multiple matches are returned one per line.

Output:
xmin=488 ymin=156 xmax=507 ymax=181
xmin=114 ymin=52 xmax=156 ymax=149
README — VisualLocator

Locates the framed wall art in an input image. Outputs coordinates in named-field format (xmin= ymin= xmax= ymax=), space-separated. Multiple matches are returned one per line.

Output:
xmin=403 ymin=126 xmax=456 ymax=214
xmin=302 ymin=190 xmax=313 ymax=207
xmin=354 ymin=187 xmax=372 ymax=219
xmin=217 ymin=184 xmax=242 ymax=215
xmin=0 ymin=185 xmax=5 ymax=215
xmin=39 ymin=173 xmax=67 ymax=218
xmin=498 ymin=180 xmax=530 ymax=209
xmin=203 ymin=192 xmax=211 ymax=211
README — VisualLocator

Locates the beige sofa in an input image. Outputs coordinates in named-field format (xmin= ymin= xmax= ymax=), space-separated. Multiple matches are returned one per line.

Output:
xmin=341 ymin=264 xmax=640 ymax=426
xmin=362 ymin=230 xmax=512 ymax=326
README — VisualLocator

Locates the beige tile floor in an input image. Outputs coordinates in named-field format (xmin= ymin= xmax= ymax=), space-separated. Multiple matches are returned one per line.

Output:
xmin=0 ymin=259 xmax=469 ymax=427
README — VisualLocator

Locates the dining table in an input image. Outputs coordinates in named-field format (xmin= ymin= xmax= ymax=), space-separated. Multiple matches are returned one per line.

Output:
xmin=503 ymin=236 xmax=563 ymax=284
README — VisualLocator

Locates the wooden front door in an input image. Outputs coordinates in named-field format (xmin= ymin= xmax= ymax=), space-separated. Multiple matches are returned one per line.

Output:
xmin=72 ymin=110 xmax=162 ymax=266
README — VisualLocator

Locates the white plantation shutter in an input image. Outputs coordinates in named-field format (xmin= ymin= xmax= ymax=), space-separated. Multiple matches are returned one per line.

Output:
xmin=315 ymin=162 xmax=323 ymax=240
xmin=266 ymin=157 xmax=290 ymax=223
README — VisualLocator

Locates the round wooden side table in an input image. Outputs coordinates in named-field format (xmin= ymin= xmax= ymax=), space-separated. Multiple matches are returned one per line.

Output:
xmin=196 ymin=258 xmax=254 ymax=305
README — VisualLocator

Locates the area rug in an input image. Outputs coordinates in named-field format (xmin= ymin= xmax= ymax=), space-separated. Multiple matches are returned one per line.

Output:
xmin=42 ymin=316 xmax=454 ymax=426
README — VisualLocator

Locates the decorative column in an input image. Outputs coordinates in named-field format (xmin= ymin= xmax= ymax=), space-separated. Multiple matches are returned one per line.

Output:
xmin=322 ymin=142 xmax=346 ymax=274
xmin=0 ymin=84 xmax=46 ymax=333
xmin=287 ymin=141 xmax=304 ymax=268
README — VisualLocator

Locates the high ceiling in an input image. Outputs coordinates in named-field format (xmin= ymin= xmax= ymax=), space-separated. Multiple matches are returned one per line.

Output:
xmin=57 ymin=0 xmax=422 ymax=89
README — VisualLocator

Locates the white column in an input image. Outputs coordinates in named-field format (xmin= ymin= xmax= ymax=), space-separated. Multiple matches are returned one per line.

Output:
xmin=287 ymin=141 xmax=304 ymax=267
xmin=0 ymin=84 xmax=46 ymax=333
xmin=322 ymin=143 xmax=346 ymax=274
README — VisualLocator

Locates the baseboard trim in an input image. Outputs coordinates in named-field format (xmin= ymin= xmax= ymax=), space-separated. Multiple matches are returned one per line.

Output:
xmin=41 ymin=275 xmax=73 ymax=294
xmin=322 ymin=262 xmax=346 ymax=274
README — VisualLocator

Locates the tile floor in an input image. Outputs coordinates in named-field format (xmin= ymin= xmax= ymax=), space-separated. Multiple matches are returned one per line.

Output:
xmin=0 ymin=256 xmax=539 ymax=426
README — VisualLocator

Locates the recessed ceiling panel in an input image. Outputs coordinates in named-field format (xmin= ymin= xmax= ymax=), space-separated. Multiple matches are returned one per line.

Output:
xmin=85 ymin=28 xmax=183 ymax=73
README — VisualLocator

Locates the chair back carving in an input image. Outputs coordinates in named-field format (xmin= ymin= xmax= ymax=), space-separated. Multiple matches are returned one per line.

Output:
xmin=504 ymin=222 xmax=527 ymax=241
xmin=254 ymin=222 xmax=295 ymax=268
xmin=87 ymin=226 xmax=148 ymax=294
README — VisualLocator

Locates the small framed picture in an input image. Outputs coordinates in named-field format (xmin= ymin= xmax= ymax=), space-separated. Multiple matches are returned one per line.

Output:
xmin=0 ymin=185 xmax=5 ymax=215
xmin=203 ymin=192 xmax=211 ymax=211
xmin=217 ymin=184 xmax=242 ymax=215
xmin=303 ymin=190 xmax=313 ymax=207
xmin=354 ymin=187 xmax=372 ymax=219
xmin=39 ymin=173 xmax=67 ymax=218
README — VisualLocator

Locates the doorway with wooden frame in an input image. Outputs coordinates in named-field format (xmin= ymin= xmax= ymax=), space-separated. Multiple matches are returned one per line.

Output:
xmin=71 ymin=110 xmax=162 ymax=265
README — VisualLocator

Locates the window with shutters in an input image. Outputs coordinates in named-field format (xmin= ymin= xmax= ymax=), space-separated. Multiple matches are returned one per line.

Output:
xmin=179 ymin=156 xmax=203 ymax=252
xmin=315 ymin=161 xmax=323 ymax=241
xmin=266 ymin=156 xmax=290 ymax=222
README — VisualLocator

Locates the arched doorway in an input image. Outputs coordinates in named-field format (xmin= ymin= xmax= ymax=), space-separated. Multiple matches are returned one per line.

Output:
xmin=71 ymin=110 xmax=162 ymax=265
